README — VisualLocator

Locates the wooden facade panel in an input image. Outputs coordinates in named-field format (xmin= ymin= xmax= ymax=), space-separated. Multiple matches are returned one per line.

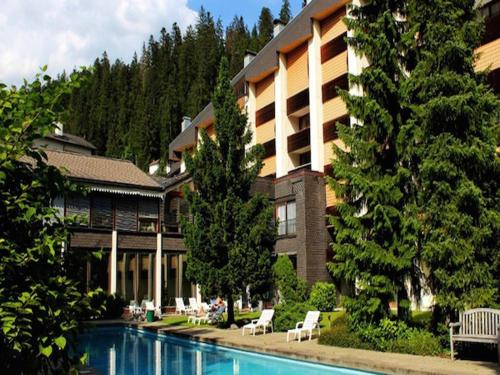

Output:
xmin=476 ymin=39 xmax=500 ymax=72
xmin=322 ymin=51 xmax=348 ymax=83
xmin=256 ymin=120 xmax=275 ymax=144
xmin=118 ymin=234 xmax=157 ymax=251
xmin=116 ymin=199 xmax=137 ymax=231
xmin=256 ymin=102 xmax=275 ymax=126
xmin=320 ymin=8 xmax=347 ymax=43
xmin=70 ymin=231 xmax=112 ymax=249
xmin=325 ymin=184 xmax=338 ymax=208
xmin=323 ymin=96 xmax=347 ymax=123
xmin=163 ymin=236 xmax=186 ymax=252
xmin=321 ymin=33 xmax=347 ymax=64
xmin=256 ymin=74 xmax=275 ymax=109
xmin=262 ymin=139 xmax=276 ymax=158
xmin=206 ymin=124 xmax=216 ymax=140
xmin=260 ymin=156 xmax=276 ymax=177
xmin=286 ymin=88 xmax=310 ymax=115
xmin=322 ymin=73 xmax=348 ymax=102
xmin=323 ymin=114 xmax=349 ymax=143
xmin=286 ymin=42 xmax=309 ymax=97
xmin=288 ymin=127 xmax=311 ymax=153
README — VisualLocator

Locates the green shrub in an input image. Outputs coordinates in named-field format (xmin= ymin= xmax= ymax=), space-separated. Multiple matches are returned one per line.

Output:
xmin=358 ymin=318 xmax=411 ymax=350
xmin=318 ymin=316 xmax=373 ymax=350
xmin=103 ymin=294 xmax=126 ymax=319
xmin=273 ymin=255 xmax=308 ymax=303
xmin=386 ymin=330 xmax=442 ymax=356
xmin=309 ymin=282 xmax=336 ymax=312
xmin=274 ymin=302 xmax=317 ymax=332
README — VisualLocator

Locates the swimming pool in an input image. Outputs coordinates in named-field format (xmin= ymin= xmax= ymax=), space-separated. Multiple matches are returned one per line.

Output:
xmin=78 ymin=326 xmax=380 ymax=375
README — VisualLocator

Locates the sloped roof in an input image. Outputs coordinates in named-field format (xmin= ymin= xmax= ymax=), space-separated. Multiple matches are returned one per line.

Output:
xmin=45 ymin=133 xmax=96 ymax=151
xmin=41 ymin=150 xmax=161 ymax=190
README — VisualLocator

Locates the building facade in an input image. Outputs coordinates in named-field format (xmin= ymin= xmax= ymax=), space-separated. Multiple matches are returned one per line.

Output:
xmin=165 ymin=0 xmax=499 ymax=291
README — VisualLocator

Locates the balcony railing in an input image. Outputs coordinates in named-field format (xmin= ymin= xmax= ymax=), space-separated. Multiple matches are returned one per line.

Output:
xmin=287 ymin=127 xmax=310 ymax=153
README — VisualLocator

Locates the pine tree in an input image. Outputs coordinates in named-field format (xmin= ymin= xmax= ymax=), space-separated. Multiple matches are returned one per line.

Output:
xmin=401 ymin=0 xmax=500 ymax=325
xmin=327 ymin=0 xmax=417 ymax=327
xmin=257 ymin=7 xmax=274 ymax=50
xmin=181 ymin=57 xmax=276 ymax=325
xmin=279 ymin=0 xmax=292 ymax=24
xmin=226 ymin=16 xmax=251 ymax=78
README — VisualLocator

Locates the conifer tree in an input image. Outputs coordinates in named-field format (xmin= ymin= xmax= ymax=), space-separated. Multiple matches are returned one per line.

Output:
xmin=279 ymin=0 xmax=292 ymax=24
xmin=327 ymin=0 xmax=417 ymax=326
xmin=226 ymin=16 xmax=250 ymax=78
xmin=181 ymin=57 xmax=275 ymax=325
xmin=401 ymin=0 xmax=500 ymax=325
xmin=257 ymin=7 xmax=274 ymax=50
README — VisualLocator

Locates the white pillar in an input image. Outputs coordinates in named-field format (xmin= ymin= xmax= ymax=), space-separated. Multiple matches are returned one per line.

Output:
xmin=155 ymin=233 xmax=162 ymax=309
xmin=178 ymin=254 xmax=183 ymax=297
xmin=110 ymin=230 xmax=118 ymax=295
xmin=308 ymin=19 xmax=325 ymax=172
xmin=196 ymin=284 xmax=202 ymax=304
xmin=247 ymin=82 xmax=257 ymax=147
xmin=275 ymin=53 xmax=290 ymax=178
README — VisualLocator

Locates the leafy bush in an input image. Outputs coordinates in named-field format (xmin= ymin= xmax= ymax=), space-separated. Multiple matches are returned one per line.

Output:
xmin=274 ymin=302 xmax=317 ymax=332
xmin=318 ymin=316 xmax=373 ymax=350
xmin=102 ymin=294 xmax=126 ymax=319
xmin=309 ymin=282 xmax=336 ymax=312
xmin=358 ymin=318 xmax=411 ymax=350
xmin=273 ymin=255 xmax=308 ymax=303
xmin=386 ymin=329 xmax=442 ymax=356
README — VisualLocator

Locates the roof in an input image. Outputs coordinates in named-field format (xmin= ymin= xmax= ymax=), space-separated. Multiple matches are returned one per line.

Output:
xmin=153 ymin=171 xmax=190 ymax=190
xmin=45 ymin=133 xmax=96 ymax=151
xmin=40 ymin=150 xmax=162 ymax=190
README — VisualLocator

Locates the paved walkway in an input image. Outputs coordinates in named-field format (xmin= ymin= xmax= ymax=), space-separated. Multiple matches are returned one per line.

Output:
xmin=131 ymin=321 xmax=500 ymax=375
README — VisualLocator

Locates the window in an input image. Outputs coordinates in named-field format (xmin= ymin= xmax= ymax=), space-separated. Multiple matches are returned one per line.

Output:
xmin=299 ymin=114 xmax=310 ymax=130
xmin=299 ymin=151 xmax=311 ymax=166
xmin=277 ymin=201 xmax=296 ymax=236
xmin=91 ymin=196 xmax=112 ymax=228
xmin=65 ymin=195 xmax=89 ymax=226
xmin=138 ymin=199 xmax=159 ymax=232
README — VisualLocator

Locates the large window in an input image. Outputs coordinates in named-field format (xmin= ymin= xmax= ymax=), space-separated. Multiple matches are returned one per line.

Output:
xmin=276 ymin=201 xmax=296 ymax=236
xmin=91 ymin=196 xmax=113 ymax=228
xmin=117 ymin=252 xmax=155 ymax=303
xmin=65 ymin=195 xmax=90 ymax=226
xmin=138 ymin=199 xmax=159 ymax=232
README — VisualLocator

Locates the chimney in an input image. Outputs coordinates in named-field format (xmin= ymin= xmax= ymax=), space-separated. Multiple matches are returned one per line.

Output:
xmin=273 ymin=19 xmax=286 ymax=38
xmin=55 ymin=122 xmax=63 ymax=136
xmin=181 ymin=116 xmax=192 ymax=132
xmin=244 ymin=50 xmax=257 ymax=68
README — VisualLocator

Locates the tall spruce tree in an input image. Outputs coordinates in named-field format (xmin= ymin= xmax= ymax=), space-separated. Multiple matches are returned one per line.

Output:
xmin=257 ymin=7 xmax=274 ymax=50
xmin=181 ymin=57 xmax=275 ymax=325
xmin=401 ymin=0 xmax=500 ymax=325
xmin=226 ymin=16 xmax=251 ymax=78
xmin=279 ymin=0 xmax=292 ymax=24
xmin=327 ymin=0 xmax=417 ymax=326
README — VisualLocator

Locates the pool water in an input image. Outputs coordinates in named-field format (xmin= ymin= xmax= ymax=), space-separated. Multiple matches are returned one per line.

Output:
xmin=77 ymin=326 xmax=379 ymax=375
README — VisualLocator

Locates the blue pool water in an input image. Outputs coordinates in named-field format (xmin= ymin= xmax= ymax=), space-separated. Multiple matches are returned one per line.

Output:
xmin=77 ymin=326 xmax=379 ymax=375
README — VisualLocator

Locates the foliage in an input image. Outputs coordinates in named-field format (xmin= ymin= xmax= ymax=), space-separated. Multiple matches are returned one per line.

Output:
xmin=0 ymin=71 xmax=103 ymax=373
xmin=401 ymin=0 xmax=500 ymax=324
xmin=358 ymin=318 xmax=412 ymax=350
xmin=63 ymin=6 xmax=277 ymax=169
xmin=274 ymin=302 xmax=317 ymax=332
xmin=318 ymin=316 xmax=373 ymax=350
xmin=273 ymin=255 xmax=308 ymax=304
xmin=181 ymin=57 xmax=276 ymax=325
xmin=101 ymin=294 xmax=126 ymax=320
xmin=279 ymin=0 xmax=292 ymax=24
xmin=386 ymin=329 xmax=442 ymax=356
xmin=309 ymin=282 xmax=336 ymax=312
xmin=327 ymin=0 xmax=418 ymax=328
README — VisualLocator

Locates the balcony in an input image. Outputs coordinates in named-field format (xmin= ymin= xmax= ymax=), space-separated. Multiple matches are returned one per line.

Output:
xmin=287 ymin=127 xmax=310 ymax=153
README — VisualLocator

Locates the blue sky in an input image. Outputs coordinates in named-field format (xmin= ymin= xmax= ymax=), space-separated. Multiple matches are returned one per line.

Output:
xmin=0 ymin=1 xmax=303 ymax=86
xmin=188 ymin=0 xmax=303 ymax=27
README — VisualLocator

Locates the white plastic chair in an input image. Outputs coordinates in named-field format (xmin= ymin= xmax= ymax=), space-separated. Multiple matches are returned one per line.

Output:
xmin=242 ymin=309 xmax=274 ymax=336
xmin=286 ymin=311 xmax=321 ymax=342
xmin=175 ymin=298 xmax=193 ymax=315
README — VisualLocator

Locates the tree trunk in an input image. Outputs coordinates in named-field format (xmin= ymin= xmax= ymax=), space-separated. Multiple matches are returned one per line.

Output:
xmin=227 ymin=294 xmax=235 ymax=325
xmin=397 ymin=287 xmax=410 ymax=322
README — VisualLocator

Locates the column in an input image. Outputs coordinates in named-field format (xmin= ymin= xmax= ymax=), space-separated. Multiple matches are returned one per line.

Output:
xmin=308 ymin=19 xmax=325 ymax=172
xmin=178 ymin=254 xmax=184 ymax=297
xmin=196 ymin=284 xmax=202 ymax=304
xmin=275 ymin=53 xmax=289 ymax=178
xmin=247 ymin=82 xmax=257 ymax=147
xmin=110 ymin=230 xmax=118 ymax=294
xmin=155 ymin=233 xmax=162 ymax=308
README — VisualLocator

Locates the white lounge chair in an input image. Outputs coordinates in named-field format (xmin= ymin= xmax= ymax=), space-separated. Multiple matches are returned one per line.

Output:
xmin=189 ymin=297 xmax=200 ymax=312
xmin=242 ymin=309 xmax=274 ymax=336
xmin=175 ymin=298 xmax=193 ymax=315
xmin=286 ymin=311 xmax=321 ymax=342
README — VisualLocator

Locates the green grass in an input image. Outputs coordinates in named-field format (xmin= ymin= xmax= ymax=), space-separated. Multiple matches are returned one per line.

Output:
xmin=152 ymin=310 xmax=261 ymax=328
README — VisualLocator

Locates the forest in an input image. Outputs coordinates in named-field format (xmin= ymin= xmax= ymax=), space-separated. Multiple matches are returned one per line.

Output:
xmin=62 ymin=1 xmax=296 ymax=170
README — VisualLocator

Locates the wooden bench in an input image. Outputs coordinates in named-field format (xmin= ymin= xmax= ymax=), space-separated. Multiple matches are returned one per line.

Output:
xmin=450 ymin=308 xmax=500 ymax=363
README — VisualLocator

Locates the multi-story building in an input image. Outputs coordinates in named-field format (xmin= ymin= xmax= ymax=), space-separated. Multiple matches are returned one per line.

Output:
xmin=33 ymin=129 xmax=194 ymax=310
xmin=165 ymin=0 xmax=499 ymax=291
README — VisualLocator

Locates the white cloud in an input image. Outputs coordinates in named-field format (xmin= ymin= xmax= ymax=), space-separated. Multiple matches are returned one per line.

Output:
xmin=0 ymin=0 xmax=198 ymax=86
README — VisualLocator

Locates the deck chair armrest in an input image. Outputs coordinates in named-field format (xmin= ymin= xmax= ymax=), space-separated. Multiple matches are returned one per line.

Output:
xmin=449 ymin=322 xmax=461 ymax=328
xmin=295 ymin=321 xmax=304 ymax=329
xmin=251 ymin=319 xmax=259 ymax=324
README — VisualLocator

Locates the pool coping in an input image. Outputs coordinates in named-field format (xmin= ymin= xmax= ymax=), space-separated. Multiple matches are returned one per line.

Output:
xmin=85 ymin=320 xmax=500 ymax=375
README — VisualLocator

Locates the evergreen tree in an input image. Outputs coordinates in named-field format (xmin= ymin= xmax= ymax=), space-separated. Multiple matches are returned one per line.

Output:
xmin=401 ymin=0 xmax=500 ymax=325
xmin=249 ymin=25 xmax=260 ymax=53
xmin=327 ymin=0 xmax=417 ymax=327
xmin=226 ymin=16 xmax=251 ymax=78
xmin=181 ymin=57 xmax=275 ymax=325
xmin=257 ymin=7 xmax=274 ymax=50
xmin=279 ymin=0 xmax=292 ymax=24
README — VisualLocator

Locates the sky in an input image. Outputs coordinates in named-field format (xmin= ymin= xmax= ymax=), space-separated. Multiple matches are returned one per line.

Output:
xmin=0 ymin=0 xmax=302 ymax=86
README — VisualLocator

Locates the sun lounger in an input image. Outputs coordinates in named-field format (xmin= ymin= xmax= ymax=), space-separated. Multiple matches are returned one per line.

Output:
xmin=242 ymin=309 xmax=274 ymax=336
xmin=286 ymin=311 xmax=321 ymax=342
